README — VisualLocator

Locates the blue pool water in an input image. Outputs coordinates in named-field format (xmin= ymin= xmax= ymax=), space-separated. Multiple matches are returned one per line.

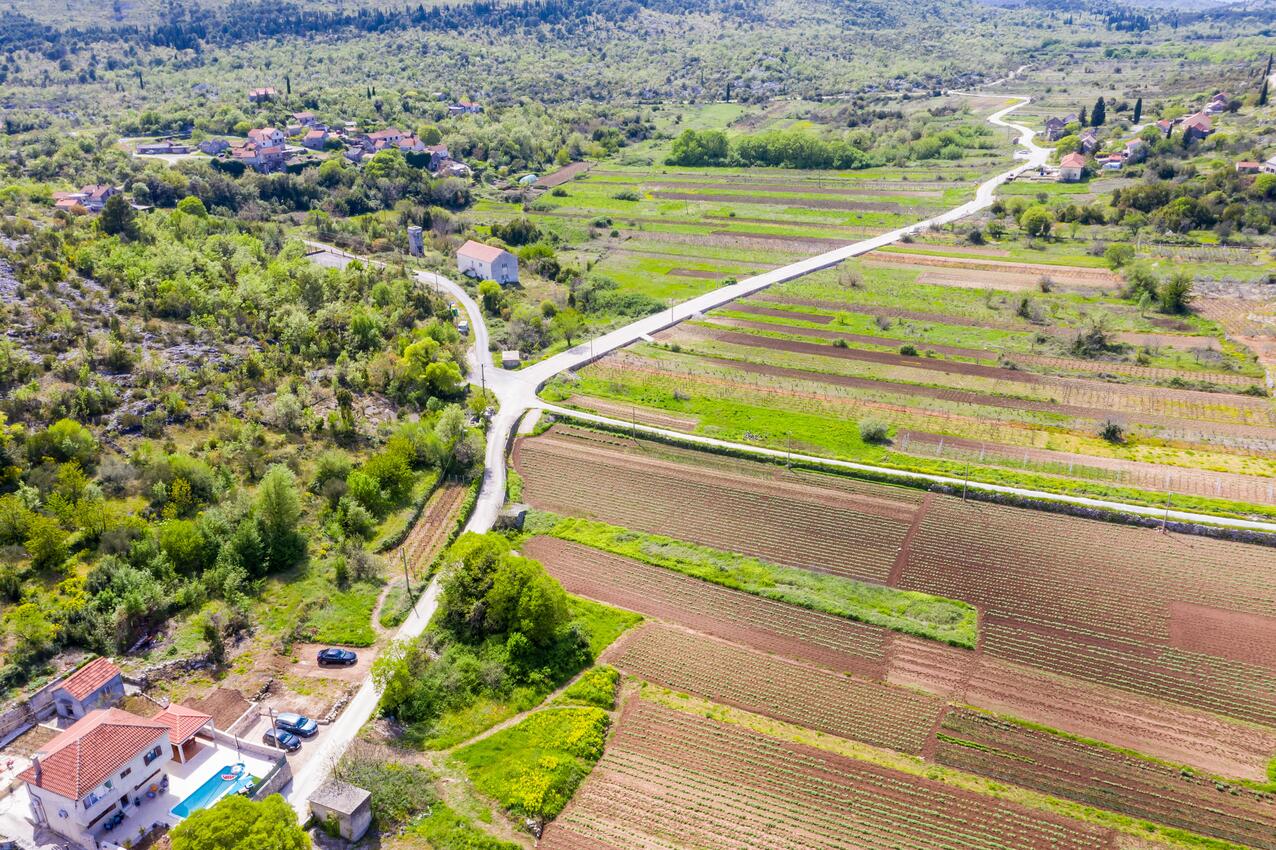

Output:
xmin=171 ymin=763 xmax=251 ymax=818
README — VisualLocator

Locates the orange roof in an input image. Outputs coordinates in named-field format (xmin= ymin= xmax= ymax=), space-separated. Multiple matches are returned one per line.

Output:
xmin=58 ymin=657 xmax=121 ymax=701
xmin=154 ymin=704 xmax=213 ymax=743
xmin=458 ymin=240 xmax=508 ymax=263
xmin=19 ymin=709 xmax=167 ymax=800
xmin=1060 ymin=153 xmax=1086 ymax=168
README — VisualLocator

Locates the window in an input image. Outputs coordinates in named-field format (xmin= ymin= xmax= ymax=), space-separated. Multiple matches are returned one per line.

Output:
xmin=119 ymin=768 xmax=131 ymax=780
xmin=142 ymin=745 xmax=162 ymax=766
xmin=84 ymin=791 xmax=101 ymax=809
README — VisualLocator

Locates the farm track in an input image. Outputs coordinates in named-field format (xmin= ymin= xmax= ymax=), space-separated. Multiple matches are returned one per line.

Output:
xmin=536 ymin=161 xmax=594 ymax=187
xmin=746 ymin=297 xmax=1221 ymax=350
xmin=542 ymin=700 xmax=1118 ymax=850
xmin=703 ymin=314 xmax=1260 ymax=387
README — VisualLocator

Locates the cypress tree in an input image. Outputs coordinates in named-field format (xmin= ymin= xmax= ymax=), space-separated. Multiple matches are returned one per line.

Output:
xmin=1132 ymin=97 xmax=1142 ymax=124
xmin=1092 ymin=97 xmax=1106 ymax=126
xmin=1261 ymin=79 xmax=1270 ymax=108
xmin=1078 ymin=105 xmax=1088 ymax=125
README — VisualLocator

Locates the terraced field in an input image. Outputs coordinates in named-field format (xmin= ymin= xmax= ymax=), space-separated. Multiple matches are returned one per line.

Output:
xmin=548 ymin=257 xmax=1276 ymax=516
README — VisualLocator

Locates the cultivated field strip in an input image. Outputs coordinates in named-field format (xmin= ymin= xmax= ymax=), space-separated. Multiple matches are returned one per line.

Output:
xmin=605 ymin=624 xmax=943 ymax=754
xmin=544 ymin=700 xmax=1116 ymax=850
xmin=522 ymin=537 xmax=889 ymax=678
xmin=514 ymin=431 xmax=917 ymax=583
xmin=934 ymin=708 xmax=1276 ymax=849
xmin=704 ymin=314 xmax=1262 ymax=388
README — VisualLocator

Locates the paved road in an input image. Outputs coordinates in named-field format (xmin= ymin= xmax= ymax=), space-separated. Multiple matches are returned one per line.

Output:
xmin=288 ymin=94 xmax=1276 ymax=815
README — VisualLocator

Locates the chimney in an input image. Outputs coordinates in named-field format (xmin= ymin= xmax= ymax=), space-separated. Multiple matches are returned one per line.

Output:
xmin=32 ymin=753 xmax=42 ymax=784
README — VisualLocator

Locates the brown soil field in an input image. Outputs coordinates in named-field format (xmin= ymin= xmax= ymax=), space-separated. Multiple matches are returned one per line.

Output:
xmin=536 ymin=161 xmax=593 ymax=187
xmin=643 ymin=179 xmax=944 ymax=199
xmin=604 ymin=623 xmax=944 ymax=754
xmin=615 ymin=229 xmax=816 ymax=257
xmin=543 ymin=699 xmax=1117 ymax=850
xmin=1167 ymin=601 xmax=1276 ymax=670
xmin=865 ymin=250 xmax=1123 ymax=284
xmin=522 ymin=536 xmax=891 ymax=679
xmin=895 ymin=429 xmax=1276 ymax=506
xmin=391 ymin=482 xmax=467 ymax=577
xmin=705 ymin=315 xmax=1259 ymax=387
xmin=708 ymin=229 xmax=853 ymax=248
xmin=515 ymin=429 xmax=921 ymax=583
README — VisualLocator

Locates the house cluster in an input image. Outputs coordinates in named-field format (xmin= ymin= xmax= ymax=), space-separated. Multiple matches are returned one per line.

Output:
xmin=8 ymin=657 xmax=290 ymax=850
xmin=342 ymin=126 xmax=471 ymax=178
xmin=53 ymin=185 xmax=120 ymax=213
xmin=1054 ymin=135 xmax=1146 ymax=182
xmin=1236 ymin=155 xmax=1276 ymax=174
xmin=229 ymin=126 xmax=291 ymax=172
xmin=1150 ymin=93 xmax=1226 ymax=144
xmin=248 ymin=86 xmax=277 ymax=103
xmin=1043 ymin=112 xmax=1081 ymax=142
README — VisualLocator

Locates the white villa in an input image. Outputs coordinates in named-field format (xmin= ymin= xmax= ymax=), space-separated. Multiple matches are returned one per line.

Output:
xmin=457 ymin=240 xmax=519 ymax=284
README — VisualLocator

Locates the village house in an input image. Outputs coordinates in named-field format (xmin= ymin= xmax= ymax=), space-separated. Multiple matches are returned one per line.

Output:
xmin=1205 ymin=92 xmax=1231 ymax=115
xmin=457 ymin=240 xmax=519 ymax=284
xmin=366 ymin=128 xmax=408 ymax=147
xmin=1182 ymin=112 xmax=1213 ymax=142
xmin=49 ymin=657 xmax=124 ymax=721
xmin=231 ymin=141 xmax=287 ymax=172
xmin=1155 ymin=118 xmax=1174 ymax=137
xmin=1078 ymin=128 xmax=1099 ymax=154
xmin=1236 ymin=160 xmax=1262 ymax=174
xmin=1098 ymin=153 xmax=1125 ymax=171
xmin=1043 ymin=117 xmax=1067 ymax=142
xmin=248 ymin=87 xmax=277 ymax=103
xmin=1058 ymin=152 xmax=1087 ymax=183
xmin=1123 ymin=138 xmax=1146 ymax=162
xmin=247 ymin=127 xmax=286 ymax=147
xmin=198 ymin=138 xmax=230 ymax=155
xmin=292 ymin=111 xmax=318 ymax=127
xmin=1261 ymin=155 xmax=1276 ymax=175
xmin=54 ymin=185 xmax=121 ymax=213
xmin=20 ymin=709 xmax=172 ymax=849
xmin=448 ymin=99 xmax=483 ymax=116
xmin=302 ymin=128 xmax=330 ymax=150
xmin=136 ymin=140 xmax=190 ymax=155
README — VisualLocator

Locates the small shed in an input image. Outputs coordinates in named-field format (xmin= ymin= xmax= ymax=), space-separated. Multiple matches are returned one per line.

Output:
xmin=50 ymin=657 xmax=124 ymax=720
xmin=501 ymin=350 xmax=521 ymax=369
xmin=310 ymin=780 xmax=373 ymax=842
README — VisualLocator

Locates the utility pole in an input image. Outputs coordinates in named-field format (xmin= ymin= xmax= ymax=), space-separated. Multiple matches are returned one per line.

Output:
xmin=402 ymin=549 xmax=411 ymax=597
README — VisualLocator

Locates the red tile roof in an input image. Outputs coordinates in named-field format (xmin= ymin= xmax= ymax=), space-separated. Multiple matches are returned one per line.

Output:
xmin=1060 ymin=153 xmax=1086 ymax=168
xmin=58 ymin=658 xmax=121 ymax=701
xmin=458 ymin=240 xmax=509 ymax=264
xmin=1183 ymin=112 xmax=1212 ymax=131
xmin=154 ymin=704 xmax=213 ymax=743
xmin=18 ymin=709 xmax=167 ymax=801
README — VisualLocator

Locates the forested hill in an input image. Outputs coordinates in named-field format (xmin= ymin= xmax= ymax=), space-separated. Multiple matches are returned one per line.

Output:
xmin=4 ymin=0 xmax=900 ymax=54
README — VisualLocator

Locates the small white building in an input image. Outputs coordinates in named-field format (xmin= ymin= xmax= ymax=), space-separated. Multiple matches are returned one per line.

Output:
xmin=309 ymin=780 xmax=373 ymax=842
xmin=501 ymin=350 xmax=521 ymax=368
xmin=50 ymin=657 xmax=125 ymax=720
xmin=1058 ymin=152 xmax=1086 ymax=183
xmin=457 ymin=240 xmax=519 ymax=284
xmin=20 ymin=709 xmax=171 ymax=849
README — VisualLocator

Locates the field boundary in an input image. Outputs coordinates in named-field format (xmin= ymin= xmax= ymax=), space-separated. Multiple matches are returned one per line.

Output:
xmin=537 ymin=406 xmax=1276 ymax=540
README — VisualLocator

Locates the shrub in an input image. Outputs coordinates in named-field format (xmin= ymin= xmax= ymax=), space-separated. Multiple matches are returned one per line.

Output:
xmin=859 ymin=419 xmax=890 ymax=444
xmin=557 ymin=665 xmax=619 ymax=709
xmin=1099 ymin=420 xmax=1126 ymax=444
xmin=898 ymin=344 xmax=919 ymax=356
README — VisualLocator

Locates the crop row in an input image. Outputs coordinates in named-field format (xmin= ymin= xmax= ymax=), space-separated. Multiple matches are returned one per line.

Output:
xmin=608 ymin=624 xmax=942 ymax=753
xmin=550 ymin=700 xmax=1115 ymax=850
xmin=516 ymin=433 xmax=914 ymax=583
xmin=522 ymin=537 xmax=890 ymax=677
xmin=935 ymin=708 xmax=1276 ymax=849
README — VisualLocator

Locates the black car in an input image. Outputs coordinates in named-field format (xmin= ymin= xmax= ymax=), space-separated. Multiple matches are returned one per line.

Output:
xmin=317 ymin=648 xmax=358 ymax=666
xmin=263 ymin=727 xmax=301 ymax=752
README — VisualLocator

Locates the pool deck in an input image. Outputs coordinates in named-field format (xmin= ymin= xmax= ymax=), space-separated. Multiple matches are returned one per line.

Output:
xmin=93 ymin=739 xmax=275 ymax=849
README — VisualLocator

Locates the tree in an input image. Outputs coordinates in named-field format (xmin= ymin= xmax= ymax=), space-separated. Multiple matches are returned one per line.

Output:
xmin=1091 ymin=97 xmax=1106 ymax=127
xmin=551 ymin=308 xmax=584 ymax=346
xmin=25 ymin=515 xmax=68 ymax=571
xmin=98 ymin=193 xmax=139 ymax=240
xmin=255 ymin=465 xmax=305 ymax=571
xmin=170 ymin=794 xmax=307 ymax=850
xmin=1078 ymin=106 xmax=1088 ymax=126
xmin=1020 ymin=205 xmax=1053 ymax=239
xmin=478 ymin=279 xmax=504 ymax=315
xmin=1132 ymin=97 xmax=1142 ymax=124
xmin=1260 ymin=79 xmax=1269 ymax=108
xmin=176 ymin=195 xmax=208 ymax=217
xmin=1158 ymin=271 xmax=1194 ymax=314
xmin=1103 ymin=243 xmax=1135 ymax=270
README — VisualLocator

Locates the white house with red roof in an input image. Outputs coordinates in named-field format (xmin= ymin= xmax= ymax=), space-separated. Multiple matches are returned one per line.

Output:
xmin=1058 ymin=152 xmax=1087 ymax=182
xmin=457 ymin=240 xmax=519 ymax=284
xmin=247 ymin=127 xmax=286 ymax=147
xmin=50 ymin=657 xmax=125 ymax=721
xmin=1182 ymin=112 xmax=1213 ymax=142
xmin=20 ymin=708 xmax=171 ymax=848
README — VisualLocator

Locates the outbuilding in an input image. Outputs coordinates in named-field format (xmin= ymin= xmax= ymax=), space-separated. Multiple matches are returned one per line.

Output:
xmin=1058 ymin=152 xmax=1086 ymax=183
xmin=49 ymin=657 xmax=124 ymax=720
xmin=309 ymin=780 xmax=372 ymax=842
xmin=457 ymin=240 xmax=519 ymax=284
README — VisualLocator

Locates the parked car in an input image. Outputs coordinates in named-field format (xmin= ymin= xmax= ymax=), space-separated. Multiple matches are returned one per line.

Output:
xmin=263 ymin=727 xmax=301 ymax=752
xmin=317 ymin=648 xmax=358 ymax=666
xmin=274 ymin=712 xmax=319 ymax=737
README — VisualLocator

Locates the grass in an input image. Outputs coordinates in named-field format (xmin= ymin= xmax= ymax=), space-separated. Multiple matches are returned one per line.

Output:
xmin=256 ymin=567 xmax=382 ymax=647
xmin=453 ymin=706 xmax=610 ymax=821
xmin=566 ymin=595 xmax=643 ymax=657
xmin=307 ymin=581 xmax=382 ymax=646
xmin=554 ymin=665 xmax=620 ymax=710
xmin=378 ymin=580 xmax=412 ymax=629
xmin=524 ymin=511 xmax=979 ymax=648
xmin=407 ymin=801 xmax=521 ymax=850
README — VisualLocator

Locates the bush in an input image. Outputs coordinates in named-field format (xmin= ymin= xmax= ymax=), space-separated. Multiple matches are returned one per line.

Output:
xmin=859 ymin=419 xmax=890 ymax=444
xmin=611 ymin=189 xmax=641 ymax=201
xmin=333 ymin=745 xmax=437 ymax=831
xmin=556 ymin=665 xmax=619 ymax=709
xmin=898 ymin=344 xmax=919 ymax=356
xmin=1099 ymin=420 xmax=1126 ymax=444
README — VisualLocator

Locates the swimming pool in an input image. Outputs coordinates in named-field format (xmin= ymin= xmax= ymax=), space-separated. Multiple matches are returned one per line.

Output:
xmin=171 ymin=763 xmax=252 ymax=818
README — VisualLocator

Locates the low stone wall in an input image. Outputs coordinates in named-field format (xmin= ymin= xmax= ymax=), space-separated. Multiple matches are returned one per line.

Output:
xmin=252 ymin=755 xmax=293 ymax=801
